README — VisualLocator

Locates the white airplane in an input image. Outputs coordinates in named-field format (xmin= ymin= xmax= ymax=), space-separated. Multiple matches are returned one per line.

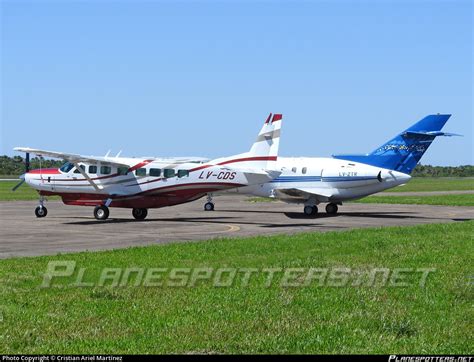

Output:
xmin=13 ymin=113 xmax=283 ymax=220
xmin=214 ymin=114 xmax=459 ymax=216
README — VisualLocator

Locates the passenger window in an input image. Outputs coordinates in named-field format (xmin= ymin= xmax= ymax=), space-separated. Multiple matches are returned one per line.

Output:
xmin=177 ymin=170 xmax=189 ymax=178
xmin=89 ymin=165 xmax=97 ymax=174
xmin=118 ymin=167 xmax=129 ymax=175
xmin=292 ymin=167 xmax=297 ymax=173
xmin=163 ymin=169 xmax=176 ymax=178
xmin=100 ymin=166 xmax=111 ymax=175
xmin=135 ymin=168 xmax=147 ymax=177
xmin=74 ymin=165 xmax=86 ymax=174
xmin=302 ymin=167 xmax=307 ymax=174
xmin=149 ymin=168 xmax=161 ymax=177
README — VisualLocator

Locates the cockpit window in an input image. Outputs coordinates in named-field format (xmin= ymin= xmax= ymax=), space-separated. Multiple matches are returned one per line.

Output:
xmin=60 ymin=162 xmax=75 ymax=173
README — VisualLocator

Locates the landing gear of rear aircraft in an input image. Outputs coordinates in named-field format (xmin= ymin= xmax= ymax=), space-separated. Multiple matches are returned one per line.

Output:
xmin=35 ymin=196 xmax=47 ymax=218
xmin=132 ymin=208 xmax=148 ymax=220
xmin=325 ymin=203 xmax=339 ymax=215
xmin=204 ymin=193 xmax=215 ymax=211
xmin=94 ymin=205 xmax=110 ymax=220
xmin=303 ymin=205 xmax=318 ymax=216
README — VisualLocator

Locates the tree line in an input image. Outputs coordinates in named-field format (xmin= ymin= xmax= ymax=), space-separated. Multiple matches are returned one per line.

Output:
xmin=0 ymin=155 xmax=473 ymax=177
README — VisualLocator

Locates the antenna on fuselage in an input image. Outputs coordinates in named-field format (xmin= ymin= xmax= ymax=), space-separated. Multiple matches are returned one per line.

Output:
xmin=115 ymin=150 xmax=122 ymax=158
xmin=104 ymin=150 xmax=111 ymax=158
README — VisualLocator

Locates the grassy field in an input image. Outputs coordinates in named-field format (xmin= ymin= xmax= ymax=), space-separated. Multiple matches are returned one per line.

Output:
xmin=355 ymin=194 xmax=474 ymax=207
xmin=0 ymin=221 xmax=472 ymax=354
xmin=0 ymin=181 xmax=59 ymax=201
xmin=386 ymin=177 xmax=473 ymax=193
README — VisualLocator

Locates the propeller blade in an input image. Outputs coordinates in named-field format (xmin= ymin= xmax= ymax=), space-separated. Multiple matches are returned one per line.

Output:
xmin=11 ymin=179 xmax=25 ymax=192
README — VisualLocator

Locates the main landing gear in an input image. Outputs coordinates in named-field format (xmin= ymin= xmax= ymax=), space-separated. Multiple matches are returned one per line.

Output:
xmin=325 ymin=203 xmax=339 ymax=215
xmin=204 ymin=193 xmax=215 ymax=211
xmin=94 ymin=205 xmax=110 ymax=221
xmin=303 ymin=203 xmax=340 ymax=216
xmin=35 ymin=196 xmax=48 ymax=218
xmin=303 ymin=205 xmax=318 ymax=216
xmin=132 ymin=208 xmax=148 ymax=220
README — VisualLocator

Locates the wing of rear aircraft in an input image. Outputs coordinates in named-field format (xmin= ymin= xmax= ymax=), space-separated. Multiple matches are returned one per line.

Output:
xmin=275 ymin=187 xmax=336 ymax=202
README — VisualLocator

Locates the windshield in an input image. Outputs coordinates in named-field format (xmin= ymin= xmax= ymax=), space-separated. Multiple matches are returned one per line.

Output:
xmin=60 ymin=162 xmax=75 ymax=173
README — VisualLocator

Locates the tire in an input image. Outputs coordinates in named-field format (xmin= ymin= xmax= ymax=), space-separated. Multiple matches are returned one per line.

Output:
xmin=132 ymin=208 xmax=148 ymax=220
xmin=204 ymin=202 xmax=215 ymax=211
xmin=326 ymin=203 xmax=338 ymax=215
xmin=94 ymin=205 xmax=109 ymax=220
xmin=35 ymin=206 xmax=48 ymax=218
xmin=304 ymin=205 xmax=317 ymax=216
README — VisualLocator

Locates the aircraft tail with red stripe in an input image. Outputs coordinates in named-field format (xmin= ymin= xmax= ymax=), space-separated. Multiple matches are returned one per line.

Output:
xmin=209 ymin=113 xmax=283 ymax=171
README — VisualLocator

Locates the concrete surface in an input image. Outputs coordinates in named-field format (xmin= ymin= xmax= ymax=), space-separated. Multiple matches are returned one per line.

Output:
xmin=0 ymin=195 xmax=473 ymax=259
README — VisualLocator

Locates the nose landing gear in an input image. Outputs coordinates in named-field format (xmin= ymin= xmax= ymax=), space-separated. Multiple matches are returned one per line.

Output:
xmin=204 ymin=193 xmax=215 ymax=211
xmin=35 ymin=196 xmax=48 ymax=218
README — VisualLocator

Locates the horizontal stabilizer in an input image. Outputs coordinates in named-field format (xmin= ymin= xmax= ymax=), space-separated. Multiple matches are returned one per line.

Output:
xmin=402 ymin=131 xmax=462 ymax=137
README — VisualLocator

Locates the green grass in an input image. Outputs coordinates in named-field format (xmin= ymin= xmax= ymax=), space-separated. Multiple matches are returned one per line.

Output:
xmin=0 ymin=181 xmax=59 ymax=201
xmin=0 ymin=222 xmax=472 ymax=354
xmin=247 ymin=197 xmax=278 ymax=203
xmin=355 ymin=194 xmax=474 ymax=207
xmin=387 ymin=177 xmax=474 ymax=193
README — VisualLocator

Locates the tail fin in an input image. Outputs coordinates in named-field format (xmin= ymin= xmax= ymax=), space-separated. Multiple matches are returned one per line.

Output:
xmin=334 ymin=114 xmax=457 ymax=174
xmin=209 ymin=113 xmax=283 ymax=170
xmin=248 ymin=113 xmax=282 ymax=158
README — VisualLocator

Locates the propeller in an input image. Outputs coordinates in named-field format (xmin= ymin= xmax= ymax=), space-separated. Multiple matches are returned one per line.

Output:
xmin=11 ymin=153 xmax=30 ymax=191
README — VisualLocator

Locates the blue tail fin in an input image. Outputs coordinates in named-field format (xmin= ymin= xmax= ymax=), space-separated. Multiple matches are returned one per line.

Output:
xmin=334 ymin=114 xmax=454 ymax=174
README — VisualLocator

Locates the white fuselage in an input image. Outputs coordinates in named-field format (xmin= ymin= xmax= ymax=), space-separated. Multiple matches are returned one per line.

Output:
xmin=229 ymin=157 xmax=411 ymax=204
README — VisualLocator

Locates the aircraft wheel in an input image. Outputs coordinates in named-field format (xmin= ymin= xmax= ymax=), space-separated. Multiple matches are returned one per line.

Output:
xmin=94 ymin=205 xmax=109 ymax=220
xmin=132 ymin=208 xmax=148 ymax=220
xmin=326 ymin=203 xmax=338 ymax=215
xmin=35 ymin=206 xmax=48 ymax=218
xmin=204 ymin=202 xmax=215 ymax=211
xmin=304 ymin=205 xmax=317 ymax=216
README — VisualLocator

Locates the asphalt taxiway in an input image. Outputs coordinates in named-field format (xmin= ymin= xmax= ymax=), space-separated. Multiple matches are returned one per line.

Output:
xmin=0 ymin=195 xmax=472 ymax=258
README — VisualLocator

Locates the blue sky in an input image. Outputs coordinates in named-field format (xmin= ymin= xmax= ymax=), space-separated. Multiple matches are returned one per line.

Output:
xmin=1 ymin=0 xmax=472 ymax=165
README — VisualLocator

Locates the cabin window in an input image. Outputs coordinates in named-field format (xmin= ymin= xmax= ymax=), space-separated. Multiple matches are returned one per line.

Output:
xmin=60 ymin=162 xmax=75 ymax=173
xmin=177 ymin=170 xmax=189 ymax=178
xmin=149 ymin=168 xmax=161 ymax=177
xmin=100 ymin=166 xmax=111 ymax=175
xmin=74 ymin=165 xmax=86 ymax=174
xmin=302 ymin=167 xmax=307 ymax=174
xmin=163 ymin=169 xmax=176 ymax=178
xmin=118 ymin=167 xmax=129 ymax=175
xmin=292 ymin=167 xmax=297 ymax=173
xmin=135 ymin=168 xmax=147 ymax=177
xmin=89 ymin=165 xmax=97 ymax=174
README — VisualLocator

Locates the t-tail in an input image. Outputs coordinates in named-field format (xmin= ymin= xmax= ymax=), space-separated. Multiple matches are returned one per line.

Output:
xmin=333 ymin=114 xmax=459 ymax=174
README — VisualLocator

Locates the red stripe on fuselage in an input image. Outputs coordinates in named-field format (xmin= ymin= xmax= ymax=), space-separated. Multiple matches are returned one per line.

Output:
xmin=28 ymin=168 xmax=61 ymax=175
xmin=128 ymin=159 xmax=154 ymax=172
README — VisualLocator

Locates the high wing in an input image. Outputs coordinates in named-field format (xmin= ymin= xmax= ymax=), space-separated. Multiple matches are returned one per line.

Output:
xmin=13 ymin=147 xmax=209 ymax=166
xmin=14 ymin=147 xmax=131 ymax=167
xmin=275 ymin=187 xmax=336 ymax=202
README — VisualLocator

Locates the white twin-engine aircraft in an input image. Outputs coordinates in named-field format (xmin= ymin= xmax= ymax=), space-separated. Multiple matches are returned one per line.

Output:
xmin=13 ymin=114 xmax=283 ymax=220
xmin=223 ymin=114 xmax=458 ymax=216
